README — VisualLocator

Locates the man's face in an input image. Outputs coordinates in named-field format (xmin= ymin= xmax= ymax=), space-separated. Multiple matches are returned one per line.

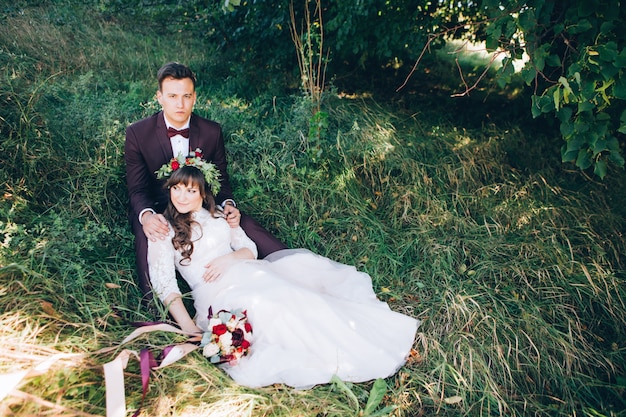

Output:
xmin=156 ymin=76 xmax=196 ymax=128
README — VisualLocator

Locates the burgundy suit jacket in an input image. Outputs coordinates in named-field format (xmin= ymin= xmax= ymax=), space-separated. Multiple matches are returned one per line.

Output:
xmin=124 ymin=111 xmax=235 ymax=220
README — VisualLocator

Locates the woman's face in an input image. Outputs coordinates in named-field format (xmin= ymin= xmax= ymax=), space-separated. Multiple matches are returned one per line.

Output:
xmin=170 ymin=181 xmax=203 ymax=214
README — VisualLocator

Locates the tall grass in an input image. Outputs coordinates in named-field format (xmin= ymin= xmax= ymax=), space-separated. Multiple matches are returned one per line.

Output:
xmin=1 ymin=2 xmax=625 ymax=416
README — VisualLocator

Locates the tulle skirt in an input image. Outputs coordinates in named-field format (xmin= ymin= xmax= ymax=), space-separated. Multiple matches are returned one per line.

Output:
xmin=193 ymin=249 xmax=419 ymax=389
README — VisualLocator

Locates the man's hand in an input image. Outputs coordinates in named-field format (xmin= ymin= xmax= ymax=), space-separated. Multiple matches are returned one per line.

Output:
xmin=222 ymin=204 xmax=241 ymax=228
xmin=142 ymin=212 xmax=169 ymax=241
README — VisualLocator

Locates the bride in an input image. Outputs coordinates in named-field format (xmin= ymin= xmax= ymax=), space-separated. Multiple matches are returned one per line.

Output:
xmin=147 ymin=154 xmax=419 ymax=389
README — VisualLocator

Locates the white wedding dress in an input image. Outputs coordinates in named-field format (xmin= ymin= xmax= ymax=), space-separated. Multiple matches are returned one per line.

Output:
xmin=148 ymin=208 xmax=419 ymax=389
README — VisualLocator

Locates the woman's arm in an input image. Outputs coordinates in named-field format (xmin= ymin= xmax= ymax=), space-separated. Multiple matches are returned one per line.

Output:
xmin=163 ymin=293 xmax=202 ymax=334
xmin=148 ymin=235 xmax=182 ymax=299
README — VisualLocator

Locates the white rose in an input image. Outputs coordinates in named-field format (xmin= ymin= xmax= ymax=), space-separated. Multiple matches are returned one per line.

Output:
xmin=208 ymin=317 xmax=222 ymax=329
xmin=219 ymin=332 xmax=233 ymax=348
xmin=202 ymin=342 xmax=220 ymax=358
xmin=226 ymin=319 xmax=238 ymax=332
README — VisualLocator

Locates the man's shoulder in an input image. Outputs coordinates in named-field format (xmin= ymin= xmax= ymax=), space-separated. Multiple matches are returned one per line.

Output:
xmin=190 ymin=113 xmax=221 ymax=130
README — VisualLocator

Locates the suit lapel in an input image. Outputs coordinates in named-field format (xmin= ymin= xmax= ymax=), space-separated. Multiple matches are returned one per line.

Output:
xmin=156 ymin=112 xmax=174 ymax=160
xmin=189 ymin=114 xmax=199 ymax=152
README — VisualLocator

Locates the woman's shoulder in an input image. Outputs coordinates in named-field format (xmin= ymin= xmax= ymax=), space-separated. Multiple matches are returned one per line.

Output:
xmin=193 ymin=208 xmax=226 ymax=224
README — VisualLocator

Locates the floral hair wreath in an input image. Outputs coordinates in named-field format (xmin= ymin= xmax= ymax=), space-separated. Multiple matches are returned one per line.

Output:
xmin=155 ymin=148 xmax=221 ymax=195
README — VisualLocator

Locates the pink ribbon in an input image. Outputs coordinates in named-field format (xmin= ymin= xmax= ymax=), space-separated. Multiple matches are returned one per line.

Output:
xmin=101 ymin=323 xmax=200 ymax=417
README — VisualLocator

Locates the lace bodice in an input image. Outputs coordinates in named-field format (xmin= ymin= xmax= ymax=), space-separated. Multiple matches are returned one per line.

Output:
xmin=147 ymin=208 xmax=258 ymax=302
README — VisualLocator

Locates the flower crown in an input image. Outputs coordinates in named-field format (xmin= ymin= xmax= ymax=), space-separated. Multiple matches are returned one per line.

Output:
xmin=155 ymin=148 xmax=221 ymax=195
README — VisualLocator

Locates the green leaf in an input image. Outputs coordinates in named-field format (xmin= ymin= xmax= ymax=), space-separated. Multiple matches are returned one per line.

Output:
xmin=561 ymin=144 xmax=578 ymax=162
xmin=597 ymin=41 xmax=618 ymax=62
xmin=553 ymin=87 xmax=561 ymax=111
xmin=363 ymin=378 xmax=388 ymax=416
xmin=614 ymin=76 xmax=626 ymax=100
xmin=615 ymin=49 xmax=626 ymax=68
xmin=517 ymin=9 xmax=536 ymax=31
xmin=558 ymin=76 xmax=573 ymax=94
xmin=577 ymin=1 xmax=597 ymax=17
xmin=566 ymin=134 xmax=586 ymax=152
xmin=580 ymin=80 xmax=597 ymax=101
xmin=607 ymin=136 xmax=620 ymax=151
xmin=497 ymin=60 xmax=515 ymax=88
xmin=521 ymin=66 xmax=537 ymax=85
xmin=553 ymin=23 xmax=564 ymax=35
xmin=330 ymin=376 xmax=359 ymax=407
xmin=546 ymin=54 xmax=561 ymax=67
xmin=600 ymin=65 xmax=619 ymax=80
xmin=568 ymin=64 xmax=583 ymax=77
xmin=600 ymin=21 xmax=615 ymax=35
xmin=617 ymin=110 xmax=626 ymax=134
xmin=534 ymin=55 xmax=545 ymax=72
xmin=557 ymin=106 xmax=573 ymax=123
xmin=568 ymin=19 xmax=593 ymax=34
xmin=560 ymin=119 xmax=574 ymax=137
xmin=592 ymin=138 xmax=607 ymax=155
xmin=531 ymin=95 xmax=542 ymax=118
xmin=576 ymin=148 xmax=593 ymax=170
xmin=596 ymin=112 xmax=610 ymax=122
xmin=578 ymin=101 xmax=595 ymax=112
xmin=485 ymin=22 xmax=501 ymax=50
xmin=594 ymin=159 xmax=607 ymax=179
xmin=368 ymin=406 xmax=398 ymax=417
xmin=609 ymin=149 xmax=626 ymax=167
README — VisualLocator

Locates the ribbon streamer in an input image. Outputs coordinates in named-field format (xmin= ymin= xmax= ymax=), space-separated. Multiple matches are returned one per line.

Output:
xmin=101 ymin=323 xmax=200 ymax=417
xmin=0 ymin=323 xmax=200 ymax=417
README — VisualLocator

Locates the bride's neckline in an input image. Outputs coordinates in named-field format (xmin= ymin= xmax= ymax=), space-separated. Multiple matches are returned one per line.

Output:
xmin=191 ymin=208 xmax=222 ymax=220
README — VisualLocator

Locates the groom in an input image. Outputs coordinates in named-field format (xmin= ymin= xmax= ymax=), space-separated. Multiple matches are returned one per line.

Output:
xmin=125 ymin=61 xmax=287 ymax=299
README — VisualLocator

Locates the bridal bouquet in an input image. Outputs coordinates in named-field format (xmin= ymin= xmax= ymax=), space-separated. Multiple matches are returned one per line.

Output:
xmin=200 ymin=307 xmax=252 ymax=365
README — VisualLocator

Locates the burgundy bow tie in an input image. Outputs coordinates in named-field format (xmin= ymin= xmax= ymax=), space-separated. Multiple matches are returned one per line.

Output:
xmin=167 ymin=127 xmax=190 ymax=138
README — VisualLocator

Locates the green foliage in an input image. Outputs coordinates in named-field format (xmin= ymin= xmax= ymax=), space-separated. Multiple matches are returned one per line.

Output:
xmin=481 ymin=0 xmax=626 ymax=178
xmin=96 ymin=0 xmax=625 ymax=177
xmin=330 ymin=377 xmax=397 ymax=416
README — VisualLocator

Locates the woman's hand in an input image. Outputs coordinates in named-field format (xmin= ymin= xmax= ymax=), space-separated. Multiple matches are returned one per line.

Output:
xmin=203 ymin=248 xmax=255 ymax=282
xmin=184 ymin=325 xmax=204 ymax=342
xmin=203 ymin=252 xmax=236 ymax=282
xmin=222 ymin=205 xmax=241 ymax=228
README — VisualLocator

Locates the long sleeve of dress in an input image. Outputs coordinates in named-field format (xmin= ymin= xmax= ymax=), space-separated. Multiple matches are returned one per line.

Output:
xmin=147 ymin=230 xmax=181 ymax=302
xmin=230 ymin=226 xmax=259 ymax=259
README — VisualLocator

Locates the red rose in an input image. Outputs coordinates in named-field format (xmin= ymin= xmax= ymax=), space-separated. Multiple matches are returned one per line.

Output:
xmin=244 ymin=322 xmax=253 ymax=333
xmin=212 ymin=324 xmax=228 ymax=336
xmin=171 ymin=160 xmax=180 ymax=170
xmin=241 ymin=340 xmax=250 ymax=349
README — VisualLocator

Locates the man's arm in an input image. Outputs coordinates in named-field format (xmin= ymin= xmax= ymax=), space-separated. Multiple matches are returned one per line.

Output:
xmin=125 ymin=123 xmax=156 ymax=217
xmin=125 ymin=121 xmax=169 ymax=240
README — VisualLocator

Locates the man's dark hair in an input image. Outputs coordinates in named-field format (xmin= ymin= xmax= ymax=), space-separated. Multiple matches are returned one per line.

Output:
xmin=157 ymin=62 xmax=196 ymax=91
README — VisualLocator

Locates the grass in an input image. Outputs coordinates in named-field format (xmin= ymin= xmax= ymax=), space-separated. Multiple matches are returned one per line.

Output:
xmin=1 ymin=2 xmax=626 ymax=416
